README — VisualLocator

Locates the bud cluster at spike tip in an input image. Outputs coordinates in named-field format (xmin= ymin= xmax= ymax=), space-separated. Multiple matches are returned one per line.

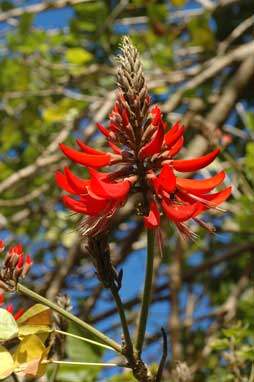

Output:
xmin=0 ymin=292 xmax=24 ymax=320
xmin=56 ymin=37 xmax=231 ymax=238
xmin=0 ymin=242 xmax=32 ymax=289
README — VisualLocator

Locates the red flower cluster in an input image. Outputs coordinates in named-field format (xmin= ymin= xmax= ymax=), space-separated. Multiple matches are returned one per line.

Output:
xmin=0 ymin=292 xmax=24 ymax=320
xmin=0 ymin=241 xmax=32 ymax=285
xmin=56 ymin=98 xmax=231 ymax=237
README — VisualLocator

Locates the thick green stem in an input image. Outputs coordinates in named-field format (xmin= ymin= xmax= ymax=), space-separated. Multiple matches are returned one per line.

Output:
xmin=111 ymin=285 xmax=133 ymax=357
xmin=16 ymin=283 xmax=122 ymax=353
xmin=135 ymin=228 xmax=155 ymax=356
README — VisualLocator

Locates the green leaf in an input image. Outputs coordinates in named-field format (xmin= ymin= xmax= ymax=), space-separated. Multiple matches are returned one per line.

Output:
xmin=56 ymin=322 xmax=104 ymax=382
xmin=18 ymin=325 xmax=52 ymax=337
xmin=17 ymin=304 xmax=52 ymax=327
xmin=43 ymin=98 xmax=85 ymax=122
xmin=0 ymin=308 xmax=18 ymax=341
xmin=65 ymin=48 xmax=93 ymax=65
xmin=0 ymin=345 xmax=14 ymax=379
xmin=210 ymin=338 xmax=229 ymax=351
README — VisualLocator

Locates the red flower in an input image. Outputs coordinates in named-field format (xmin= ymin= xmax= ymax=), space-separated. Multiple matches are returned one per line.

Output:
xmin=0 ymin=293 xmax=24 ymax=320
xmin=56 ymin=97 xmax=231 ymax=237
xmin=0 ymin=242 xmax=32 ymax=284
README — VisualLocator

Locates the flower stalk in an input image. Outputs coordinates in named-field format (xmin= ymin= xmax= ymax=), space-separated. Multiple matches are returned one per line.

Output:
xmin=135 ymin=228 xmax=155 ymax=357
xmin=16 ymin=283 xmax=122 ymax=353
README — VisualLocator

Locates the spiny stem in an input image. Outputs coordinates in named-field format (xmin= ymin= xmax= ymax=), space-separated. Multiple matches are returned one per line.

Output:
xmin=135 ymin=228 xmax=155 ymax=356
xmin=17 ymin=283 xmax=122 ymax=353
xmin=110 ymin=285 xmax=134 ymax=358
xmin=54 ymin=329 xmax=116 ymax=351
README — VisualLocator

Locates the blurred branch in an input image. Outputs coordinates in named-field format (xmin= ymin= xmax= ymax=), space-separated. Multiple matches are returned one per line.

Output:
xmin=0 ymin=110 xmax=81 ymax=195
xmin=163 ymin=41 xmax=254 ymax=113
xmin=0 ymin=183 xmax=49 ymax=207
xmin=0 ymin=0 xmax=93 ymax=22
xmin=218 ymin=14 xmax=254 ymax=54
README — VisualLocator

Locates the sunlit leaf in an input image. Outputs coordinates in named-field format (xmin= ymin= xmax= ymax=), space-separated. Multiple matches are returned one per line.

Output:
xmin=0 ymin=345 xmax=14 ymax=379
xmin=13 ymin=334 xmax=48 ymax=377
xmin=65 ymin=48 xmax=93 ymax=65
xmin=0 ymin=309 xmax=18 ymax=341
xmin=17 ymin=304 xmax=52 ymax=326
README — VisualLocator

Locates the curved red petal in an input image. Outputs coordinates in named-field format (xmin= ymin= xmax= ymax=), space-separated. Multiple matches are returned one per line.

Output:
xmin=164 ymin=122 xmax=184 ymax=148
xmin=97 ymin=122 xmax=110 ymax=137
xmin=161 ymin=200 xmax=198 ymax=222
xmin=157 ymin=164 xmax=176 ymax=193
xmin=59 ymin=143 xmax=110 ymax=167
xmin=76 ymin=140 xmax=105 ymax=156
xmin=176 ymin=171 xmax=225 ymax=195
xmin=80 ymin=195 xmax=109 ymax=215
xmin=64 ymin=167 xmax=89 ymax=194
xmin=62 ymin=195 xmax=89 ymax=214
xmin=90 ymin=176 xmax=130 ymax=199
xmin=173 ymin=148 xmax=220 ymax=172
xmin=169 ymin=136 xmax=184 ymax=157
xmin=139 ymin=122 xmax=164 ymax=159
xmin=144 ymin=200 xmax=160 ymax=229
xmin=201 ymin=186 xmax=232 ymax=203
xmin=56 ymin=171 xmax=76 ymax=194
xmin=108 ymin=141 xmax=122 ymax=154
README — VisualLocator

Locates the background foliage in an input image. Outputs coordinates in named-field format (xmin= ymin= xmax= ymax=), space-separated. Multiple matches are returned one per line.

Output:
xmin=0 ymin=0 xmax=253 ymax=381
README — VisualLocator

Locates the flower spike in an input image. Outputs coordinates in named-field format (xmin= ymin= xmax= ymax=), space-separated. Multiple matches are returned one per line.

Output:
xmin=57 ymin=37 xmax=230 ymax=237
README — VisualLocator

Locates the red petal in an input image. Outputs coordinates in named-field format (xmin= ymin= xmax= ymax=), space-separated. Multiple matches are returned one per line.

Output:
xmin=152 ymin=106 xmax=161 ymax=126
xmin=162 ymin=200 xmax=198 ymax=222
xmin=139 ymin=122 xmax=164 ymax=159
xmin=173 ymin=149 xmax=220 ymax=172
xmin=62 ymin=195 xmax=89 ymax=214
xmin=14 ymin=308 xmax=24 ymax=320
xmin=176 ymin=171 xmax=225 ymax=195
xmin=157 ymin=164 xmax=176 ymax=193
xmin=64 ymin=167 xmax=89 ymax=194
xmin=76 ymin=140 xmax=105 ymax=155
xmin=6 ymin=304 xmax=14 ymax=314
xmin=108 ymin=141 xmax=122 ymax=154
xmin=164 ymin=122 xmax=184 ymax=148
xmin=110 ymin=122 xmax=120 ymax=133
xmin=97 ymin=122 xmax=110 ymax=137
xmin=59 ymin=143 xmax=110 ymax=168
xmin=26 ymin=254 xmax=32 ymax=265
xmin=144 ymin=200 xmax=160 ymax=229
xmin=56 ymin=171 xmax=76 ymax=194
xmin=122 ymin=109 xmax=129 ymax=126
xmin=169 ymin=136 xmax=184 ymax=157
xmin=201 ymin=186 xmax=232 ymax=203
xmin=80 ymin=195 xmax=109 ymax=215
xmin=90 ymin=177 xmax=130 ymax=199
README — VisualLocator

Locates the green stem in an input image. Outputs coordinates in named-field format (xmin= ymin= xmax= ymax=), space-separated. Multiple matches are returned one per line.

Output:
xmin=135 ymin=228 xmax=155 ymax=356
xmin=111 ymin=286 xmax=133 ymax=356
xmin=49 ymin=363 xmax=59 ymax=382
xmin=48 ymin=360 xmax=130 ymax=368
xmin=54 ymin=329 xmax=116 ymax=351
xmin=16 ymin=283 xmax=122 ymax=353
